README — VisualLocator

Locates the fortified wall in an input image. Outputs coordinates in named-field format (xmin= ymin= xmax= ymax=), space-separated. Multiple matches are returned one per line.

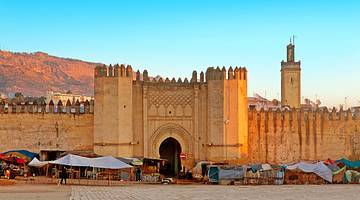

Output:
xmin=248 ymin=108 xmax=360 ymax=164
xmin=94 ymin=64 xmax=248 ymax=168
xmin=0 ymin=100 xmax=94 ymax=157
xmin=0 ymin=63 xmax=359 ymax=167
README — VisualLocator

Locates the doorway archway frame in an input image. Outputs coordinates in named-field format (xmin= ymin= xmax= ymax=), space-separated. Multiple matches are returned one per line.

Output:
xmin=149 ymin=123 xmax=192 ymax=158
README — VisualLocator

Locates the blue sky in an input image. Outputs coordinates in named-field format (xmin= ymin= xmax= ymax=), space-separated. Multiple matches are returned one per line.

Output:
xmin=1 ymin=0 xmax=359 ymax=107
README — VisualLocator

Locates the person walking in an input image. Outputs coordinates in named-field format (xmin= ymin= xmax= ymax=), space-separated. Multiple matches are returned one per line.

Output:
xmin=60 ymin=166 xmax=67 ymax=185
xmin=135 ymin=168 xmax=141 ymax=181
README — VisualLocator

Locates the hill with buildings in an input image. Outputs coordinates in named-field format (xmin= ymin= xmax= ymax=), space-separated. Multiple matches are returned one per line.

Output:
xmin=0 ymin=50 xmax=98 ymax=97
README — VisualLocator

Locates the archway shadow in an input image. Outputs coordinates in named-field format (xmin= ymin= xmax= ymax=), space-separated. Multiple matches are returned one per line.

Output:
xmin=159 ymin=137 xmax=181 ymax=176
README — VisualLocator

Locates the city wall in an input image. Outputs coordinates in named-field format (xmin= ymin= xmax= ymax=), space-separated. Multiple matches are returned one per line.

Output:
xmin=0 ymin=102 xmax=94 ymax=153
xmin=248 ymin=108 xmax=360 ymax=164
xmin=0 ymin=66 xmax=360 ymax=165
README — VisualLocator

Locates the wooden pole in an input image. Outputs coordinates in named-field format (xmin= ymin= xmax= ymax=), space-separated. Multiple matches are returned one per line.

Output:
xmin=45 ymin=164 xmax=49 ymax=177
xmin=70 ymin=165 xmax=72 ymax=185
xmin=108 ymin=171 xmax=110 ymax=186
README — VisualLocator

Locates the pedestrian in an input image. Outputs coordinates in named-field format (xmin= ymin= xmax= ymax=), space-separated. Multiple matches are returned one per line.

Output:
xmin=5 ymin=168 xmax=11 ymax=179
xmin=135 ymin=168 xmax=141 ymax=181
xmin=60 ymin=166 xmax=67 ymax=185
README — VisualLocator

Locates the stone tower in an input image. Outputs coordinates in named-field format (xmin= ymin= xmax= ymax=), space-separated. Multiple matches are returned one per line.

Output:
xmin=93 ymin=64 xmax=249 ymax=169
xmin=281 ymin=42 xmax=301 ymax=108
xmin=93 ymin=64 xmax=134 ymax=157
xmin=206 ymin=67 xmax=248 ymax=161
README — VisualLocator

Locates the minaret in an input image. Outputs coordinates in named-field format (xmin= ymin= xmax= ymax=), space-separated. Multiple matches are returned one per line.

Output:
xmin=281 ymin=40 xmax=301 ymax=108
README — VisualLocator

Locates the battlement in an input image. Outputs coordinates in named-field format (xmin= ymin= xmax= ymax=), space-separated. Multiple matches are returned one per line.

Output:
xmin=95 ymin=64 xmax=133 ymax=78
xmin=249 ymin=107 xmax=358 ymax=123
xmin=206 ymin=66 xmax=247 ymax=81
xmin=0 ymin=99 xmax=94 ymax=114
xmin=95 ymin=64 xmax=247 ymax=84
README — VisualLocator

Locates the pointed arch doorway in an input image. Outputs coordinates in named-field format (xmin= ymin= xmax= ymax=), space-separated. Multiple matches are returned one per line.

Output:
xmin=159 ymin=137 xmax=182 ymax=176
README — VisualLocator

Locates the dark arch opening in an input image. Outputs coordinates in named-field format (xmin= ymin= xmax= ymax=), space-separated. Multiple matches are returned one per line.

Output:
xmin=159 ymin=137 xmax=181 ymax=177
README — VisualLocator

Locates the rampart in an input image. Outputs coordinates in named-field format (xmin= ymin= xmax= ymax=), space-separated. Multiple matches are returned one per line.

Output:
xmin=1 ymin=63 xmax=359 ymax=165
xmin=0 ymin=100 xmax=94 ymax=154
xmin=248 ymin=108 xmax=360 ymax=164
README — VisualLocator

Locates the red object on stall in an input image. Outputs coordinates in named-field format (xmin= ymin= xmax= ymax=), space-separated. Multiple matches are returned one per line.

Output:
xmin=15 ymin=158 xmax=27 ymax=164
xmin=180 ymin=153 xmax=186 ymax=160
xmin=0 ymin=154 xmax=13 ymax=162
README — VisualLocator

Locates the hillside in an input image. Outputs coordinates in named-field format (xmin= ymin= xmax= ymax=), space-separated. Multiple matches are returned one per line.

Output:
xmin=0 ymin=50 xmax=99 ymax=97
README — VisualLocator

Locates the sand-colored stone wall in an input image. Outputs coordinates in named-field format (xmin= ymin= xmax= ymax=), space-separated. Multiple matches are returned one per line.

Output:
xmin=0 ymin=113 xmax=94 ymax=153
xmin=248 ymin=109 xmax=360 ymax=164
xmin=93 ymin=65 xmax=250 ymax=169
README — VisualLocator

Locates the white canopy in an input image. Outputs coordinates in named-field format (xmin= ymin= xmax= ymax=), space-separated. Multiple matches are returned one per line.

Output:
xmin=28 ymin=157 xmax=48 ymax=168
xmin=92 ymin=156 xmax=133 ymax=169
xmin=50 ymin=154 xmax=92 ymax=167
xmin=50 ymin=154 xmax=133 ymax=169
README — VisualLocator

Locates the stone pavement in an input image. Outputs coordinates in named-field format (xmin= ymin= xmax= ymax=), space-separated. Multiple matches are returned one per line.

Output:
xmin=0 ymin=183 xmax=71 ymax=200
xmin=70 ymin=184 xmax=360 ymax=200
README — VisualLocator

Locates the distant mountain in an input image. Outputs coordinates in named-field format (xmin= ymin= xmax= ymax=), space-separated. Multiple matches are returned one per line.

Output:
xmin=0 ymin=50 xmax=100 ymax=97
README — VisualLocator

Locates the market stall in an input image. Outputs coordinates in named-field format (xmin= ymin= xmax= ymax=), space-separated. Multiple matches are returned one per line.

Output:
xmin=284 ymin=161 xmax=332 ymax=184
xmin=49 ymin=154 xmax=133 ymax=183
xmin=0 ymin=153 xmax=28 ymax=179
xmin=140 ymin=158 xmax=166 ymax=182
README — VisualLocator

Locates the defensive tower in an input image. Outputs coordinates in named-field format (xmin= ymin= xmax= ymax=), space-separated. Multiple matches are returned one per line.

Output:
xmin=281 ymin=41 xmax=301 ymax=108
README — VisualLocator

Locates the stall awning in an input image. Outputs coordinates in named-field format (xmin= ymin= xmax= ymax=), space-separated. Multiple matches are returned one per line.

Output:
xmin=50 ymin=154 xmax=133 ymax=169
xmin=50 ymin=154 xmax=92 ymax=167
xmin=92 ymin=156 xmax=133 ymax=169
xmin=28 ymin=157 xmax=48 ymax=168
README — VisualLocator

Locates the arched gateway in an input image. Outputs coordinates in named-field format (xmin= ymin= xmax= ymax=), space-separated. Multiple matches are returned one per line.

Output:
xmin=149 ymin=123 xmax=192 ymax=175
xmin=94 ymin=65 xmax=249 ymax=170
xmin=159 ymin=137 xmax=181 ymax=176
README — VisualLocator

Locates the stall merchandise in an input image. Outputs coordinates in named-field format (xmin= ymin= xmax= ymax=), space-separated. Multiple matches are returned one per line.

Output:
xmin=244 ymin=164 xmax=284 ymax=185
xmin=332 ymin=166 xmax=346 ymax=184
xmin=286 ymin=161 xmax=332 ymax=183
xmin=344 ymin=170 xmax=360 ymax=183
xmin=284 ymin=170 xmax=326 ymax=184
xmin=336 ymin=158 xmax=360 ymax=168
xmin=192 ymin=161 xmax=212 ymax=181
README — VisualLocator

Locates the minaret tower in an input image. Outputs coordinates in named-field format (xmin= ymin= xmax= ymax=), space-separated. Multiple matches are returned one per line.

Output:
xmin=281 ymin=39 xmax=301 ymax=108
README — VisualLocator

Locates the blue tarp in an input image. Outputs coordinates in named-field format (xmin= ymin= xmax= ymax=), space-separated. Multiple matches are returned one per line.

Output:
xmin=219 ymin=166 xmax=245 ymax=180
xmin=2 ymin=150 xmax=38 ymax=161
xmin=336 ymin=158 xmax=360 ymax=168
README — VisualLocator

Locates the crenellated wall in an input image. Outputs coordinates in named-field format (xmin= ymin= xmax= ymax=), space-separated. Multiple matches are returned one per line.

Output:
xmin=1 ymin=62 xmax=359 ymax=167
xmin=0 ymin=100 xmax=94 ymax=153
xmin=94 ymin=64 xmax=249 ymax=169
xmin=248 ymin=108 xmax=360 ymax=164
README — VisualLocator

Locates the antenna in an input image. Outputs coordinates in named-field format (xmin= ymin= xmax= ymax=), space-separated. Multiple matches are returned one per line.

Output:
xmin=293 ymin=35 xmax=296 ymax=45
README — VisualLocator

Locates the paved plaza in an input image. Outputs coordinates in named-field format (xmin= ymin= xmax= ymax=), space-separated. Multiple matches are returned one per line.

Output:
xmin=1 ymin=183 xmax=360 ymax=200
xmin=70 ymin=184 xmax=360 ymax=200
